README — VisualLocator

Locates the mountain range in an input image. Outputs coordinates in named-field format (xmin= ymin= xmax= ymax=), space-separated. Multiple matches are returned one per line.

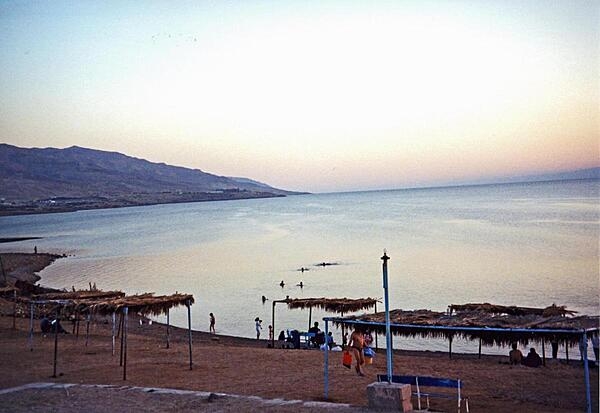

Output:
xmin=0 ymin=144 xmax=302 ymax=215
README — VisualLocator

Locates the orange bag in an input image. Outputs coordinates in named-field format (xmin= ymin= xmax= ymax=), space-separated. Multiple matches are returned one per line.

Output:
xmin=342 ymin=350 xmax=352 ymax=369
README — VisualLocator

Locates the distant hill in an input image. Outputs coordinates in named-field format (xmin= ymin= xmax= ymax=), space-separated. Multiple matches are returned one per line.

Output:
xmin=467 ymin=167 xmax=600 ymax=187
xmin=0 ymin=144 xmax=304 ymax=214
xmin=502 ymin=167 xmax=600 ymax=183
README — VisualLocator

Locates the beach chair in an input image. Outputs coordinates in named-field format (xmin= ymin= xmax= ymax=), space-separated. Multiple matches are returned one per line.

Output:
xmin=377 ymin=374 xmax=469 ymax=413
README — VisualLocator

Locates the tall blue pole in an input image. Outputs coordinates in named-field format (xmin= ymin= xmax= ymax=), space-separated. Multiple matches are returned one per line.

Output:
xmin=581 ymin=332 xmax=591 ymax=413
xmin=382 ymin=251 xmax=393 ymax=383
xmin=324 ymin=320 xmax=329 ymax=400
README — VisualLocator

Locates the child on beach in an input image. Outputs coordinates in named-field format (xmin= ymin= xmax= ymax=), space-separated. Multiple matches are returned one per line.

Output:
xmin=209 ymin=313 xmax=215 ymax=334
xmin=255 ymin=317 xmax=262 ymax=339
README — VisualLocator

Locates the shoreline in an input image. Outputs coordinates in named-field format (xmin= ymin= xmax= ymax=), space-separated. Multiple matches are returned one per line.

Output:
xmin=0 ymin=252 xmax=63 ymax=286
xmin=0 ymin=237 xmax=42 ymax=244
xmin=0 ymin=192 xmax=301 ymax=217
xmin=0 ymin=251 xmax=597 ymax=411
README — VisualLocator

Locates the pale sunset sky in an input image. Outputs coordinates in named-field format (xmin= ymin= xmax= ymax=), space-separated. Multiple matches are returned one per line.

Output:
xmin=1 ymin=1 xmax=598 ymax=192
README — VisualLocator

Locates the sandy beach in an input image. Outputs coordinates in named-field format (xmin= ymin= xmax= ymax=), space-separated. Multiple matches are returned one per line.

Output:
xmin=0 ymin=253 xmax=597 ymax=412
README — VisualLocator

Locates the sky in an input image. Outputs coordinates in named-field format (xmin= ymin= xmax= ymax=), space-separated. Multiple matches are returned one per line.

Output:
xmin=1 ymin=1 xmax=598 ymax=193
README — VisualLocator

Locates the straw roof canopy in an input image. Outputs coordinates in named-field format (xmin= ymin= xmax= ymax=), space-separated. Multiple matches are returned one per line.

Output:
xmin=33 ymin=290 xmax=125 ymax=301
xmin=284 ymin=297 xmax=379 ymax=314
xmin=0 ymin=286 xmax=18 ymax=296
xmin=87 ymin=293 xmax=194 ymax=316
xmin=449 ymin=303 xmax=578 ymax=317
xmin=332 ymin=305 xmax=599 ymax=346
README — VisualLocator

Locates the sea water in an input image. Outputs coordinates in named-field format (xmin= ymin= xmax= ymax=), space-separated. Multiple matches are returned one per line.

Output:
xmin=1 ymin=179 xmax=598 ymax=355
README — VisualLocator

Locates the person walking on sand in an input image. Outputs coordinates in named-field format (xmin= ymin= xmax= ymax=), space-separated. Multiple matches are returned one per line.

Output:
xmin=255 ymin=317 xmax=262 ymax=339
xmin=209 ymin=313 xmax=215 ymax=334
xmin=347 ymin=326 xmax=365 ymax=376
xmin=268 ymin=324 xmax=273 ymax=341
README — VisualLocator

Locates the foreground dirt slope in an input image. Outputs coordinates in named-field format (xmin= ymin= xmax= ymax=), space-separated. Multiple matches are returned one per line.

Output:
xmin=0 ymin=315 xmax=596 ymax=412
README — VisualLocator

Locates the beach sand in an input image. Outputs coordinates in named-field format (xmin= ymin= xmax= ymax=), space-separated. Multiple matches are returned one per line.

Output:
xmin=0 ymin=253 xmax=597 ymax=412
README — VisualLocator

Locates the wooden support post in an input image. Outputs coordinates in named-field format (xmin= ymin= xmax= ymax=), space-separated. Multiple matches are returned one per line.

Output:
xmin=341 ymin=312 xmax=345 ymax=346
xmin=271 ymin=301 xmax=276 ymax=348
xmin=449 ymin=336 xmax=453 ymax=359
xmin=542 ymin=338 xmax=546 ymax=366
xmin=166 ymin=309 xmax=170 ymax=349
xmin=119 ymin=311 xmax=124 ymax=367
xmin=308 ymin=306 xmax=312 ymax=331
xmin=12 ymin=290 xmax=17 ymax=329
xmin=52 ymin=306 xmax=60 ymax=378
xmin=76 ymin=316 xmax=80 ymax=339
xmin=111 ymin=312 xmax=116 ymax=356
xmin=85 ymin=314 xmax=91 ymax=346
xmin=28 ymin=302 xmax=34 ymax=351
xmin=374 ymin=303 xmax=378 ymax=350
xmin=71 ymin=311 xmax=76 ymax=335
xmin=123 ymin=307 xmax=128 ymax=380
xmin=117 ymin=312 xmax=123 ymax=338
xmin=187 ymin=300 xmax=193 ymax=370
xmin=566 ymin=341 xmax=569 ymax=363
xmin=478 ymin=338 xmax=482 ymax=359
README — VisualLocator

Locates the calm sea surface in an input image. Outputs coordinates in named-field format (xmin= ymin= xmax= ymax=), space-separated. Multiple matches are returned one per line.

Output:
xmin=1 ymin=179 xmax=598 ymax=355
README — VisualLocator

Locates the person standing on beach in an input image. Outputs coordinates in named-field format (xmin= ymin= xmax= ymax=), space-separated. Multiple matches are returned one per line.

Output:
xmin=347 ymin=327 xmax=365 ymax=376
xmin=592 ymin=334 xmax=599 ymax=363
xmin=209 ymin=313 xmax=215 ymax=334
xmin=268 ymin=325 xmax=273 ymax=341
xmin=255 ymin=317 xmax=262 ymax=339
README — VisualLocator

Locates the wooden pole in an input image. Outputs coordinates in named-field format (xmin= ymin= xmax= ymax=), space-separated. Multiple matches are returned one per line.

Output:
xmin=478 ymin=338 xmax=482 ymax=359
xmin=166 ymin=309 xmax=170 ymax=349
xmin=12 ymin=290 xmax=17 ymax=330
xmin=449 ymin=336 xmax=453 ymax=359
xmin=542 ymin=338 xmax=546 ymax=366
xmin=187 ymin=301 xmax=193 ymax=370
xmin=119 ymin=311 xmax=124 ymax=367
xmin=52 ymin=306 xmax=60 ymax=378
xmin=271 ymin=301 xmax=276 ymax=348
xmin=76 ymin=315 xmax=80 ymax=339
xmin=0 ymin=254 xmax=7 ymax=286
xmin=85 ymin=314 xmax=91 ymax=346
xmin=566 ymin=341 xmax=569 ymax=363
xmin=117 ymin=312 xmax=123 ymax=338
xmin=123 ymin=307 xmax=128 ymax=380
xmin=308 ymin=306 xmax=312 ymax=331
xmin=111 ymin=312 xmax=116 ymax=356
xmin=28 ymin=302 xmax=34 ymax=351
xmin=374 ymin=302 xmax=378 ymax=350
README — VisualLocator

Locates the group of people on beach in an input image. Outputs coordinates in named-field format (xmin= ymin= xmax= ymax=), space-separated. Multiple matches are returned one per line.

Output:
xmin=509 ymin=335 xmax=600 ymax=367
xmin=509 ymin=343 xmax=543 ymax=367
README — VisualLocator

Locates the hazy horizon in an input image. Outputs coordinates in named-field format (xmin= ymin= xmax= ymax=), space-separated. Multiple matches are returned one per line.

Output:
xmin=1 ymin=1 xmax=598 ymax=193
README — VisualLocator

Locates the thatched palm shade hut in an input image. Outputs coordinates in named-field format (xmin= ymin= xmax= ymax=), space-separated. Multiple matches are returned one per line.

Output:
xmin=33 ymin=290 xmax=126 ymax=301
xmin=271 ymin=297 xmax=379 ymax=347
xmin=86 ymin=293 xmax=194 ymax=316
xmin=329 ymin=305 xmax=599 ymax=346
xmin=285 ymin=297 xmax=379 ymax=313
xmin=27 ymin=292 xmax=195 ymax=380
xmin=448 ymin=302 xmax=578 ymax=317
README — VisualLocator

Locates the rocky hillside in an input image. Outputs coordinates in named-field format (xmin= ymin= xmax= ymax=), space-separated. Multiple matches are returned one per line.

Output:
xmin=0 ymin=144 xmax=297 ymax=202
